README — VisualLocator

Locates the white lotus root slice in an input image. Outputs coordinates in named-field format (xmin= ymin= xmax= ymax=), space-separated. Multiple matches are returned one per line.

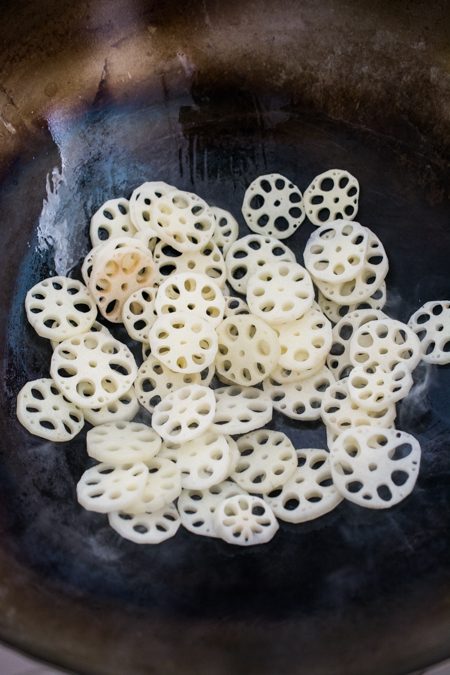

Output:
xmin=153 ymin=239 xmax=227 ymax=288
xmin=264 ymin=448 xmax=343 ymax=523
xmin=129 ymin=180 xmax=176 ymax=232
xmin=330 ymin=427 xmax=421 ymax=509
xmin=348 ymin=364 xmax=413 ymax=412
xmin=269 ymin=357 xmax=327 ymax=385
xmin=213 ymin=495 xmax=279 ymax=546
xmin=149 ymin=312 xmax=218 ymax=374
xmin=25 ymin=276 xmax=97 ymax=342
xmin=327 ymin=309 xmax=388 ymax=379
xmin=109 ymin=503 xmax=180 ymax=544
xmin=349 ymin=318 xmax=422 ymax=373
xmin=50 ymin=332 xmax=137 ymax=409
xmin=211 ymin=207 xmax=239 ymax=255
xmin=408 ymin=301 xmax=450 ymax=364
xmin=150 ymin=189 xmax=215 ymax=252
xmin=82 ymin=237 xmax=151 ymax=287
xmin=215 ymin=314 xmax=281 ymax=386
xmin=317 ymin=282 xmax=387 ymax=325
xmin=313 ymin=228 xmax=388 ymax=305
xmin=230 ymin=430 xmax=297 ymax=494
xmin=90 ymin=198 xmax=136 ymax=247
xmin=87 ymin=421 xmax=161 ymax=464
xmin=125 ymin=456 xmax=182 ymax=514
xmin=242 ymin=173 xmax=305 ymax=239
xmin=225 ymin=234 xmax=296 ymax=294
xmin=76 ymin=462 xmax=148 ymax=514
xmin=155 ymin=273 xmax=225 ymax=328
xmin=304 ymin=220 xmax=368 ymax=284
xmin=320 ymin=378 xmax=396 ymax=436
xmin=274 ymin=307 xmax=332 ymax=373
xmin=82 ymin=387 xmax=140 ymax=426
xmin=304 ymin=169 xmax=359 ymax=226
xmin=223 ymin=296 xmax=250 ymax=318
xmin=152 ymin=384 xmax=215 ymax=443
xmin=210 ymin=385 xmax=273 ymax=435
xmin=122 ymin=287 xmax=158 ymax=343
xmin=178 ymin=481 xmax=248 ymax=538
xmin=263 ymin=365 xmax=335 ymax=421
xmin=17 ymin=378 xmax=84 ymax=442
xmin=51 ymin=320 xmax=111 ymax=350
xmin=246 ymin=261 xmax=314 ymax=325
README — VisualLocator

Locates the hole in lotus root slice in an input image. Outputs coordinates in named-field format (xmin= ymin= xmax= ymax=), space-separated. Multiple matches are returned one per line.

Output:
xmin=273 ymin=306 xmax=332 ymax=373
xmin=153 ymin=239 xmax=227 ymax=288
xmin=242 ymin=173 xmax=305 ymax=240
xmin=330 ymin=427 xmax=421 ymax=509
xmin=150 ymin=189 xmax=215 ymax=252
xmin=178 ymin=481 xmax=249 ymax=538
xmin=109 ymin=502 xmax=180 ymax=544
xmin=408 ymin=301 xmax=450 ymax=364
xmin=225 ymin=234 xmax=296 ymax=294
xmin=155 ymin=273 xmax=225 ymax=328
xmin=25 ymin=276 xmax=97 ymax=342
xmin=269 ymin=357 xmax=327 ymax=385
xmin=149 ymin=312 xmax=218 ymax=374
xmin=211 ymin=207 xmax=239 ymax=256
xmin=304 ymin=220 xmax=368 ymax=285
xmin=326 ymin=309 xmax=388 ymax=379
xmin=246 ymin=261 xmax=314 ymax=325
xmin=230 ymin=430 xmax=297 ymax=494
xmin=87 ymin=421 xmax=161 ymax=464
xmin=50 ymin=332 xmax=137 ymax=409
xmin=223 ymin=296 xmax=250 ymax=319
xmin=215 ymin=314 xmax=281 ymax=386
xmin=210 ymin=385 xmax=273 ymax=435
xmin=317 ymin=282 xmax=387 ymax=325
xmin=320 ymin=378 xmax=397 ymax=437
xmin=350 ymin=318 xmax=422 ymax=373
xmin=213 ymin=494 xmax=279 ymax=546
xmin=51 ymin=320 xmax=111 ymax=350
xmin=348 ymin=364 xmax=413 ymax=412
xmin=90 ymin=198 xmax=137 ymax=247
xmin=263 ymin=365 xmax=335 ymax=421
xmin=82 ymin=387 xmax=140 ymax=426
xmin=303 ymin=169 xmax=359 ymax=226
xmin=129 ymin=181 xmax=176 ymax=232
xmin=152 ymin=384 xmax=216 ymax=443
xmin=264 ymin=448 xmax=343 ymax=523
xmin=77 ymin=461 xmax=148 ymax=514
xmin=133 ymin=355 xmax=208 ymax=413
xmin=125 ymin=456 xmax=182 ymax=514
xmin=122 ymin=287 xmax=158 ymax=343
xmin=17 ymin=378 xmax=84 ymax=441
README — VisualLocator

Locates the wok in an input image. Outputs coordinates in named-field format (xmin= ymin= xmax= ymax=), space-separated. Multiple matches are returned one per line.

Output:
xmin=0 ymin=0 xmax=450 ymax=673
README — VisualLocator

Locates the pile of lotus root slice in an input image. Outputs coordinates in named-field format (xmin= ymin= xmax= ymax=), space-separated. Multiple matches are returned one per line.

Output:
xmin=17 ymin=172 xmax=450 ymax=546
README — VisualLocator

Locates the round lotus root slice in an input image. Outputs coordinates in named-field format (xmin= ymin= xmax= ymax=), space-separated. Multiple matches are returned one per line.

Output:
xmin=210 ymin=385 xmax=273 ymax=435
xmin=178 ymin=481 xmax=248 ymax=538
xmin=149 ymin=312 xmax=218 ymax=374
xmin=242 ymin=173 xmax=305 ymax=239
xmin=348 ymin=364 xmax=413 ymax=412
xmin=263 ymin=365 xmax=335 ymax=421
xmin=82 ymin=237 xmax=151 ymax=287
xmin=408 ymin=301 xmax=450 ymax=364
xmin=50 ymin=332 xmax=137 ymax=409
xmin=90 ymin=198 xmax=137 ymax=247
xmin=273 ymin=307 xmax=332 ymax=373
xmin=246 ymin=261 xmax=314 ymax=325
xmin=133 ymin=227 xmax=159 ymax=254
xmin=225 ymin=234 xmax=296 ymax=294
xmin=150 ymin=189 xmax=215 ymax=252
xmin=153 ymin=239 xmax=227 ymax=288
xmin=17 ymin=378 xmax=84 ymax=442
xmin=327 ymin=309 xmax=388 ymax=379
xmin=129 ymin=180 xmax=176 ymax=232
xmin=230 ymin=430 xmax=297 ymax=494
xmin=25 ymin=276 xmax=97 ymax=342
xmin=264 ymin=448 xmax=343 ymax=523
xmin=82 ymin=387 xmax=140 ymax=426
xmin=211 ymin=207 xmax=239 ymax=255
xmin=109 ymin=502 xmax=181 ymax=544
xmin=329 ymin=427 xmax=421 ymax=509
xmin=349 ymin=318 xmax=422 ymax=373
xmin=215 ymin=314 xmax=281 ymax=386
xmin=304 ymin=169 xmax=359 ymax=226
xmin=223 ymin=296 xmax=250 ymax=319
xmin=213 ymin=495 xmax=279 ymax=546
xmin=122 ymin=287 xmax=158 ymax=343
xmin=164 ymin=430 xmax=231 ymax=490
xmin=125 ymin=457 xmax=182 ymax=515
xmin=77 ymin=462 xmax=148 ymax=514
xmin=155 ymin=273 xmax=225 ymax=328
xmin=317 ymin=282 xmax=387 ymax=325
xmin=87 ymin=421 xmax=161 ymax=464
xmin=320 ymin=378 xmax=397 ymax=436
xmin=152 ymin=384 xmax=216 ymax=443
xmin=304 ymin=220 xmax=368 ymax=285
xmin=269 ymin=356 xmax=327 ymax=385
